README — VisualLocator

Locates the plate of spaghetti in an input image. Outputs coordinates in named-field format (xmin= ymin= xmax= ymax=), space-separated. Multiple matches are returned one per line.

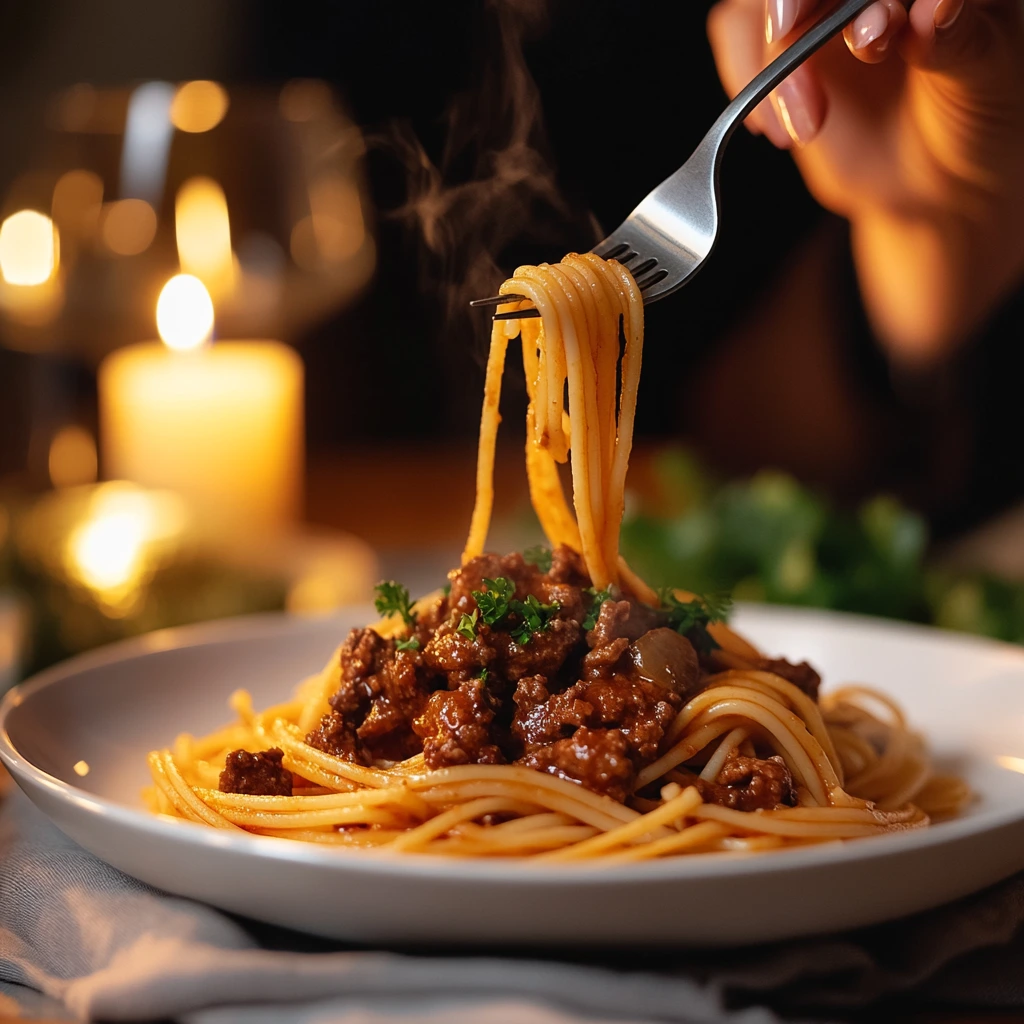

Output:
xmin=3 ymin=253 xmax=1024 ymax=945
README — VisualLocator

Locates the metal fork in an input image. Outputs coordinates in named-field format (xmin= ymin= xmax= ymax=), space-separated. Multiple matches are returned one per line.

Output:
xmin=471 ymin=0 xmax=874 ymax=320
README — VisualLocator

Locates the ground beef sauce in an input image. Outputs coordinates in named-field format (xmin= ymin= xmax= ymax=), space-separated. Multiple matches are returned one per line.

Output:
xmin=219 ymin=748 xmax=293 ymax=796
xmin=292 ymin=546 xmax=810 ymax=810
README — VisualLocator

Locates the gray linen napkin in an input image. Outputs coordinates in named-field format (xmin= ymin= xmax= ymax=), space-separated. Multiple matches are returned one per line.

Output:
xmin=2 ymin=788 xmax=1023 ymax=1024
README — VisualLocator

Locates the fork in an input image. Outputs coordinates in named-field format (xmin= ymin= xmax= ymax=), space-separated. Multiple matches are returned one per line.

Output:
xmin=471 ymin=0 xmax=875 ymax=320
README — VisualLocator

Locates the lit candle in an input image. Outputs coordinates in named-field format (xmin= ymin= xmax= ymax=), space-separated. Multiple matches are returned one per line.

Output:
xmin=99 ymin=275 xmax=303 ymax=539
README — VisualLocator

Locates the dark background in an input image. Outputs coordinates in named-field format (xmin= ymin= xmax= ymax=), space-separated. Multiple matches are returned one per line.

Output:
xmin=0 ymin=0 xmax=1019 ymax=538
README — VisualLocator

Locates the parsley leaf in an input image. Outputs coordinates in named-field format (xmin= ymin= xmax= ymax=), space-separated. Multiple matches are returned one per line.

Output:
xmin=395 ymin=637 xmax=420 ymax=651
xmin=582 ymin=585 xmax=615 ymax=631
xmin=479 ymin=668 xmax=489 ymax=683
xmin=374 ymin=581 xmax=417 ymax=628
xmin=442 ymin=582 xmax=452 ymax=597
xmin=510 ymin=594 xmax=560 ymax=646
xmin=456 ymin=609 xmax=479 ymax=640
xmin=472 ymin=577 xmax=515 ymax=626
xmin=523 ymin=545 xmax=553 ymax=573
xmin=659 ymin=589 xmax=733 ymax=655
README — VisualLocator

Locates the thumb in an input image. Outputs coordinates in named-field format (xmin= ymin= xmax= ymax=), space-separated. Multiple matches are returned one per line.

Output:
xmin=903 ymin=0 xmax=1024 ymax=77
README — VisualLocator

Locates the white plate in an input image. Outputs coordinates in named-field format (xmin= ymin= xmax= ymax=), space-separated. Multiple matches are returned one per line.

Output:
xmin=3 ymin=606 xmax=1024 ymax=946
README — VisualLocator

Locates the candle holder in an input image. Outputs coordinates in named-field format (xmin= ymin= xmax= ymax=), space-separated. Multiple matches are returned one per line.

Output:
xmin=0 ymin=79 xmax=375 ymax=359
xmin=6 ymin=482 xmax=377 ymax=678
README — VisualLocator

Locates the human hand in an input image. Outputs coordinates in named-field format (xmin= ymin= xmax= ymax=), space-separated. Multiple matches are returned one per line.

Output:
xmin=707 ymin=0 xmax=1024 ymax=362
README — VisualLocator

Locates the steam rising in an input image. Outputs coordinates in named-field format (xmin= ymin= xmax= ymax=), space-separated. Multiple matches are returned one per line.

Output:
xmin=385 ymin=0 xmax=595 ymax=354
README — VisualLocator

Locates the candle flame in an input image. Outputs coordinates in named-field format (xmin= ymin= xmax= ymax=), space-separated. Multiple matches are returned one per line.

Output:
xmin=157 ymin=274 xmax=214 ymax=352
xmin=0 ymin=210 xmax=59 ymax=286
xmin=175 ymin=177 xmax=235 ymax=299
xmin=65 ymin=484 xmax=187 ymax=615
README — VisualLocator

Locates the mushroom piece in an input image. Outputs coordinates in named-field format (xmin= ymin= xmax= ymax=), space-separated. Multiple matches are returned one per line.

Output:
xmin=629 ymin=628 xmax=701 ymax=698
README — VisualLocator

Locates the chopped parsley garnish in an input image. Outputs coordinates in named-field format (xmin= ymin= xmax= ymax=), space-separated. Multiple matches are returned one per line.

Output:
xmin=395 ymin=637 xmax=420 ymax=651
xmin=456 ymin=609 xmax=479 ymax=640
xmin=464 ymin=575 xmax=559 ymax=646
xmin=479 ymin=668 xmax=489 ymax=683
xmin=582 ymin=585 xmax=615 ymax=631
xmin=442 ymin=582 xmax=452 ymax=597
xmin=472 ymin=577 xmax=515 ymax=626
xmin=659 ymin=589 xmax=733 ymax=655
xmin=523 ymin=545 xmax=553 ymax=573
xmin=374 ymin=581 xmax=417 ymax=629
xmin=510 ymin=593 xmax=560 ymax=645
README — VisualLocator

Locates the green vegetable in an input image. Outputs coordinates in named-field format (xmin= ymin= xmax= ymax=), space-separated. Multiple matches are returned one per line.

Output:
xmin=523 ymin=546 xmax=553 ymax=573
xmin=510 ymin=594 xmax=560 ymax=646
xmin=619 ymin=445 xmax=1024 ymax=646
xmin=472 ymin=577 xmax=515 ymax=626
xmin=456 ymin=610 xmax=479 ymax=640
xmin=659 ymin=589 xmax=732 ymax=654
xmin=582 ymin=586 xmax=614 ymax=631
xmin=395 ymin=637 xmax=420 ymax=651
xmin=374 ymin=581 xmax=417 ymax=628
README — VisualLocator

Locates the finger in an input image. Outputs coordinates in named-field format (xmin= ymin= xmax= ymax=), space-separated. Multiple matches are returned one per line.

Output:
xmin=708 ymin=0 xmax=793 ymax=146
xmin=902 ymin=0 xmax=1021 ymax=73
xmin=842 ymin=0 xmax=910 ymax=63
xmin=766 ymin=0 xmax=827 ymax=44
xmin=771 ymin=62 xmax=829 ymax=146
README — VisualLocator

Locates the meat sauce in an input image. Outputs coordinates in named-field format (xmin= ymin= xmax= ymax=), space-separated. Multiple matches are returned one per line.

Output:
xmin=221 ymin=547 xmax=815 ymax=809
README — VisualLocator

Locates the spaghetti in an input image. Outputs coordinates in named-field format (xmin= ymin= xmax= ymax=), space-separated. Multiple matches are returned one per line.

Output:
xmin=146 ymin=254 xmax=969 ymax=860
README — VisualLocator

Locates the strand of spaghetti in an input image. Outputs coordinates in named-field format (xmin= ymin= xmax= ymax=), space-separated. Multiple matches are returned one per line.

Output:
xmin=151 ymin=751 xmax=242 ymax=830
xmin=147 ymin=754 xmax=207 ymax=824
xmin=537 ymin=786 xmax=702 ymax=862
xmin=205 ymin=804 xmax=403 ymax=829
xmin=666 ymin=685 xmax=835 ymax=774
xmin=297 ymin=657 xmax=342 ymax=733
xmin=704 ymin=671 xmax=844 ymax=782
xmin=530 ymin=265 xmax=610 ymax=585
xmin=196 ymin=787 xmax=429 ymax=814
xmin=845 ymin=724 xmax=912 ymax=794
xmin=590 ymin=255 xmax=642 ymax=577
xmin=551 ymin=262 xmax=612 ymax=571
xmin=521 ymin=321 xmax=581 ymax=549
xmin=692 ymin=803 xmax=926 ymax=838
xmin=415 ymin=781 xmax=635 ymax=832
xmin=669 ymin=683 xmax=839 ymax=779
xmin=699 ymin=727 xmax=749 ymax=782
xmin=561 ymin=255 xmax=618 ymax=480
xmin=714 ymin=834 xmax=786 ymax=852
xmin=462 ymin=321 xmax=510 ymax=563
xmin=450 ymin=822 xmax=600 ymax=849
xmin=407 ymin=765 xmax=639 ymax=822
xmin=707 ymin=624 xmax=763 ymax=662
xmin=825 ymin=686 xmax=907 ymax=729
xmin=634 ymin=718 xmax=748 ymax=790
xmin=280 ymin=755 xmax=362 ymax=793
xmin=386 ymin=797 xmax=540 ymax=852
xmin=473 ymin=811 xmax=575 ymax=835
xmin=680 ymin=698 xmax=837 ymax=804
xmin=600 ymin=821 xmax=730 ymax=863
xmin=515 ymin=271 xmax=568 ymax=461
xmin=272 ymin=722 xmax=397 ymax=788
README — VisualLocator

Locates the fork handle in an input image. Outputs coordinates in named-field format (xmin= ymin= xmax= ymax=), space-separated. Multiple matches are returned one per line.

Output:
xmin=711 ymin=0 xmax=876 ymax=145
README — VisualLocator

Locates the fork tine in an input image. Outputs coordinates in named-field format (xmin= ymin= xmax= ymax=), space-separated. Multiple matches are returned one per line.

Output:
xmin=469 ymin=292 xmax=529 ymax=308
xmin=493 ymin=308 xmax=541 ymax=321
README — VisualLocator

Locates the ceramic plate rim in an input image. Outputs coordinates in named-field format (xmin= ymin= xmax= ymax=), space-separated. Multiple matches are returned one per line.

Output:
xmin=3 ymin=606 xmax=1024 ymax=886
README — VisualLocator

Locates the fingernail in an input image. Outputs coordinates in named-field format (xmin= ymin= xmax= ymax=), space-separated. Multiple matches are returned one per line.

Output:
xmin=851 ymin=2 xmax=890 ymax=50
xmin=766 ymin=0 xmax=798 ymax=45
xmin=774 ymin=80 xmax=816 ymax=146
xmin=934 ymin=0 xmax=964 ymax=29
